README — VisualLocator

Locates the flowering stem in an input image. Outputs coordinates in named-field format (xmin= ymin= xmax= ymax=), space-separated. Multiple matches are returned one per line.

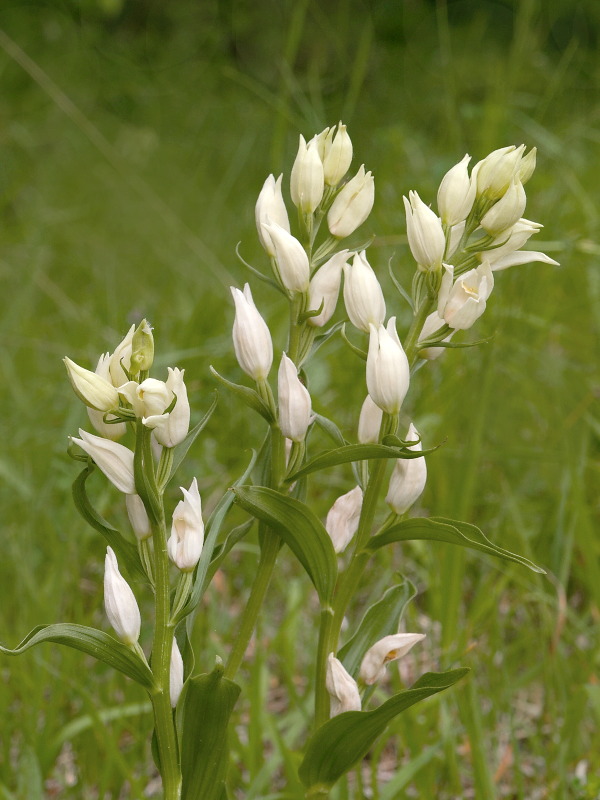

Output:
xmin=313 ymin=605 xmax=334 ymax=729
xmin=403 ymin=291 xmax=437 ymax=364
xmin=223 ymin=425 xmax=285 ymax=681
xmin=136 ymin=423 xmax=181 ymax=800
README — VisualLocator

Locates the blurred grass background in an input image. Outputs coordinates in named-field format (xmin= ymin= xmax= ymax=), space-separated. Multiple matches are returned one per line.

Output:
xmin=0 ymin=0 xmax=599 ymax=797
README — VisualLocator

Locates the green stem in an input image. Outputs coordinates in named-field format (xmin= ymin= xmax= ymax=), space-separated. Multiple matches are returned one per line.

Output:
xmin=223 ymin=426 xmax=285 ymax=680
xmin=223 ymin=528 xmax=280 ymax=680
xmin=313 ymin=605 xmax=334 ymax=729
xmin=136 ymin=423 xmax=181 ymax=800
xmin=403 ymin=292 xmax=437 ymax=364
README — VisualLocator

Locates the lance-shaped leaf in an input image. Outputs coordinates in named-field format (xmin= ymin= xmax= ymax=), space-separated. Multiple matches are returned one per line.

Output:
xmin=367 ymin=517 xmax=545 ymax=573
xmin=286 ymin=442 xmax=437 ymax=483
xmin=172 ymin=450 xmax=258 ymax=625
xmin=72 ymin=464 xmax=146 ymax=582
xmin=338 ymin=578 xmax=417 ymax=676
xmin=210 ymin=367 xmax=274 ymax=423
xmin=0 ymin=624 xmax=154 ymax=690
xmin=299 ymin=668 xmax=468 ymax=789
xmin=232 ymin=486 xmax=338 ymax=605
xmin=168 ymin=391 xmax=219 ymax=481
xmin=179 ymin=665 xmax=241 ymax=800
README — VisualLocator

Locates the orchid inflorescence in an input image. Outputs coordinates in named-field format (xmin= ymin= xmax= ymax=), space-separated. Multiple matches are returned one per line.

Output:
xmin=1 ymin=121 xmax=552 ymax=800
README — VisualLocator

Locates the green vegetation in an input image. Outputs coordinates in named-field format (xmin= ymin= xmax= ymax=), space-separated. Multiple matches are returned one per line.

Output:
xmin=0 ymin=0 xmax=598 ymax=797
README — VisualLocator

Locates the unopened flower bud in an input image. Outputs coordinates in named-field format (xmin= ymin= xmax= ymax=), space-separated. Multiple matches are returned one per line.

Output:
xmin=403 ymin=191 xmax=446 ymax=271
xmin=357 ymin=395 xmax=383 ymax=444
xmin=168 ymin=477 xmax=204 ymax=572
xmin=130 ymin=319 xmax=154 ymax=374
xmin=290 ymin=134 xmax=324 ymax=214
xmin=440 ymin=261 xmax=494 ymax=330
xmin=325 ymin=486 xmax=363 ymax=553
xmin=170 ymin=639 xmax=184 ymax=707
xmin=255 ymin=174 xmax=290 ymax=256
xmin=71 ymin=429 xmax=136 ymax=494
xmin=480 ymin=180 xmax=526 ymax=235
xmin=385 ymin=423 xmax=427 ymax=514
xmin=359 ymin=632 xmax=426 ymax=685
xmin=327 ymin=165 xmax=374 ymax=238
xmin=64 ymin=356 xmax=120 ymax=412
xmin=437 ymin=154 xmax=476 ymax=226
xmin=518 ymin=147 xmax=536 ymax=185
xmin=277 ymin=354 xmax=311 ymax=442
xmin=230 ymin=284 xmax=273 ymax=381
xmin=326 ymin=653 xmax=361 ymax=717
xmin=109 ymin=324 xmax=135 ymax=385
xmin=366 ymin=319 xmax=410 ymax=415
xmin=343 ymin=251 xmax=386 ymax=333
xmin=323 ymin=122 xmax=353 ymax=186
xmin=474 ymin=144 xmax=525 ymax=200
xmin=86 ymin=353 xmax=127 ymax=440
xmin=143 ymin=368 xmax=190 ymax=448
xmin=104 ymin=546 xmax=141 ymax=645
xmin=126 ymin=493 xmax=152 ymax=541
xmin=261 ymin=223 xmax=310 ymax=293
xmin=307 ymin=250 xmax=349 ymax=327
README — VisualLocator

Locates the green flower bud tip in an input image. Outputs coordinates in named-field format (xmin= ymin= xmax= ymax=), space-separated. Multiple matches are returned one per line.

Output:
xmin=130 ymin=319 xmax=154 ymax=373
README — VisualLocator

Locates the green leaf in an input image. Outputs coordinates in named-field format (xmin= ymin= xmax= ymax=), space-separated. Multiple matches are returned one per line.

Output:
xmin=72 ymin=464 xmax=146 ymax=582
xmin=0 ymin=624 xmax=154 ymax=690
xmin=232 ymin=486 xmax=338 ymax=605
xmin=207 ymin=519 xmax=255 ymax=582
xmin=286 ymin=442 xmax=435 ymax=483
xmin=173 ymin=450 xmax=258 ymax=624
xmin=299 ymin=668 xmax=469 ymax=789
xmin=210 ymin=367 xmax=274 ymax=423
xmin=179 ymin=665 xmax=241 ymax=800
xmin=367 ymin=517 xmax=545 ymax=573
xmin=312 ymin=413 xmax=348 ymax=448
xmin=169 ymin=391 xmax=218 ymax=481
xmin=338 ymin=578 xmax=417 ymax=676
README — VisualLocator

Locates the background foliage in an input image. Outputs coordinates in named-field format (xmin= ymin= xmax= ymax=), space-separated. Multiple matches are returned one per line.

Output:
xmin=0 ymin=0 xmax=598 ymax=797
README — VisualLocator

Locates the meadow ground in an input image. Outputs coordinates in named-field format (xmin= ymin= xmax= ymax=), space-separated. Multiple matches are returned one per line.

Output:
xmin=0 ymin=1 xmax=598 ymax=797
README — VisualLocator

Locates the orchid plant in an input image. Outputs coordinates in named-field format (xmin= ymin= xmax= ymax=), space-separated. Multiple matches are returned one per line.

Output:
xmin=1 ymin=122 xmax=556 ymax=799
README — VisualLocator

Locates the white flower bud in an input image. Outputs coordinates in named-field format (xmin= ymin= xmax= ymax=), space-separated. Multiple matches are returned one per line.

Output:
xmin=366 ymin=318 xmax=410 ymax=415
xmin=290 ymin=134 xmax=324 ymax=214
xmin=120 ymin=378 xmax=171 ymax=418
xmin=230 ymin=284 xmax=273 ymax=381
xmin=474 ymin=144 xmax=525 ymax=200
xmin=326 ymin=653 xmax=361 ymax=717
xmin=327 ymin=165 xmax=375 ymax=238
xmin=441 ymin=261 xmax=494 ymax=330
xmin=143 ymin=368 xmax=190 ymax=448
xmin=482 ymin=218 xmax=542 ymax=265
xmin=109 ymin=324 xmax=135 ymax=386
xmin=518 ymin=147 xmax=536 ymax=185
xmin=325 ymin=486 xmax=363 ymax=554
xmin=322 ymin=122 xmax=353 ymax=186
xmin=86 ymin=353 xmax=127 ymax=440
xmin=64 ymin=356 xmax=120 ymax=412
xmin=104 ymin=546 xmax=141 ymax=645
xmin=71 ymin=429 xmax=136 ymax=494
xmin=277 ymin=354 xmax=311 ymax=443
xmin=417 ymin=311 xmax=453 ymax=360
xmin=261 ymin=222 xmax=310 ymax=293
xmin=307 ymin=250 xmax=349 ymax=327
xmin=342 ymin=251 xmax=386 ymax=333
xmin=359 ymin=632 xmax=426 ymax=685
xmin=385 ymin=423 xmax=427 ymax=515
xmin=170 ymin=639 xmax=184 ymax=708
xmin=403 ymin=191 xmax=446 ymax=271
xmin=168 ymin=478 xmax=204 ymax=572
xmin=255 ymin=174 xmax=290 ymax=256
xmin=437 ymin=154 xmax=476 ymax=226
xmin=357 ymin=394 xmax=383 ymax=444
xmin=126 ymin=494 xmax=152 ymax=541
xmin=480 ymin=180 xmax=527 ymax=235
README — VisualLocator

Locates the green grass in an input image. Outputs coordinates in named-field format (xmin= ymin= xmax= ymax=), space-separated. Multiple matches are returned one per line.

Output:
xmin=0 ymin=0 xmax=599 ymax=797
